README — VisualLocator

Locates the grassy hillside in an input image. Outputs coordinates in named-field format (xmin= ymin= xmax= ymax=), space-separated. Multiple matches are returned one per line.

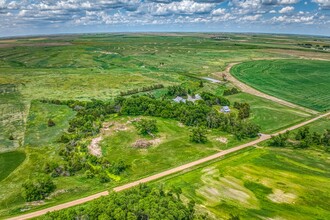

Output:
xmin=231 ymin=59 xmax=330 ymax=111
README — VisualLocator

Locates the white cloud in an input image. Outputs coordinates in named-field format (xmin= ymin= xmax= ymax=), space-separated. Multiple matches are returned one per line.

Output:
xmin=240 ymin=14 xmax=262 ymax=21
xmin=279 ymin=6 xmax=294 ymax=13
xmin=211 ymin=8 xmax=226 ymax=15
xmin=313 ymin=0 xmax=330 ymax=9
xmin=269 ymin=9 xmax=276 ymax=13
xmin=271 ymin=14 xmax=314 ymax=23
xmin=139 ymin=0 xmax=216 ymax=16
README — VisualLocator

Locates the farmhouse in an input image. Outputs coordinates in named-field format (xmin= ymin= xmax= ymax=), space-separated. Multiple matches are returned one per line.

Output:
xmin=173 ymin=94 xmax=203 ymax=103
xmin=221 ymin=106 xmax=231 ymax=113
xmin=173 ymin=96 xmax=186 ymax=103
xmin=187 ymin=94 xmax=202 ymax=103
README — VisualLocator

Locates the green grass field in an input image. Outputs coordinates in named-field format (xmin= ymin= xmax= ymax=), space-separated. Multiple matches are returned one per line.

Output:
xmin=231 ymin=59 xmax=330 ymax=111
xmin=162 ymin=147 xmax=330 ymax=219
xmin=101 ymin=116 xmax=249 ymax=180
xmin=227 ymin=93 xmax=311 ymax=133
xmin=24 ymin=101 xmax=76 ymax=147
xmin=0 ymin=151 xmax=26 ymax=182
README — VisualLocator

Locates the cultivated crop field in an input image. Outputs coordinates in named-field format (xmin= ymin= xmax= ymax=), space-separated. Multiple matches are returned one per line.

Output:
xmin=231 ymin=59 xmax=330 ymax=111
xmin=163 ymin=147 xmax=330 ymax=219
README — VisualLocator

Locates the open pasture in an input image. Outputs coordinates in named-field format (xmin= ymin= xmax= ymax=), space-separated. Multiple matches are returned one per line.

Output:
xmin=24 ymin=101 xmax=76 ymax=147
xmin=101 ymin=116 xmax=249 ymax=180
xmin=163 ymin=147 xmax=330 ymax=219
xmin=231 ymin=59 xmax=330 ymax=111
xmin=0 ymin=151 xmax=26 ymax=182
xmin=227 ymin=93 xmax=311 ymax=133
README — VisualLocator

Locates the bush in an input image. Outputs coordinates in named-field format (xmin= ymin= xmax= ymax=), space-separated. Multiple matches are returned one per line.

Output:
xmin=22 ymin=177 xmax=56 ymax=202
xmin=269 ymin=131 xmax=290 ymax=147
xmin=99 ymin=172 xmax=111 ymax=183
xmin=190 ymin=126 xmax=208 ymax=143
xmin=223 ymin=87 xmax=240 ymax=96
xmin=8 ymin=134 xmax=14 ymax=140
xmin=48 ymin=118 xmax=56 ymax=127
xmin=135 ymin=119 xmax=158 ymax=136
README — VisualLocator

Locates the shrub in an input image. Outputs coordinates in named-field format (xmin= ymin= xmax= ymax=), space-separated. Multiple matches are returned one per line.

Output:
xmin=48 ymin=118 xmax=56 ymax=127
xmin=135 ymin=119 xmax=158 ymax=136
xmin=190 ymin=126 xmax=208 ymax=143
xmin=22 ymin=177 xmax=56 ymax=202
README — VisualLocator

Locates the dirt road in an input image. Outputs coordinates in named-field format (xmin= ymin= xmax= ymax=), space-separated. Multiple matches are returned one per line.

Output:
xmin=8 ymin=111 xmax=330 ymax=220
xmin=213 ymin=63 xmax=319 ymax=115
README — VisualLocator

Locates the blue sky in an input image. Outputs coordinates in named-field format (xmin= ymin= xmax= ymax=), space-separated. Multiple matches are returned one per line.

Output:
xmin=0 ymin=0 xmax=329 ymax=37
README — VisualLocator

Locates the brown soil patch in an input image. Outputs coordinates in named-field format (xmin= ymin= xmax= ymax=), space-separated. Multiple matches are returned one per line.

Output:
xmin=267 ymin=189 xmax=297 ymax=204
xmin=132 ymin=138 xmax=162 ymax=148
xmin=132 ymin=139 xmax=152 ymax=148
xmin=88 ymin=136 xmax=103 ymax=157
xmin=216 ymin=137 xmax=228 ymax=144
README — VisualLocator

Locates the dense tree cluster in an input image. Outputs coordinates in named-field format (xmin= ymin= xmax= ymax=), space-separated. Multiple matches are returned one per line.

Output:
xmin=223 ymin=87 xmax=240 ymax=96
xmin=37 ymin=90 xmax=259 ymax=189
xmin=120 ymin=84 xmax=164 ymax=96
xmin=119 ymin=95 xmax=259 ymax=139
xmin=39 ymin=99 xmax=130 ymax=181
xmin=200 ymin=92 xmax=230 ymax=106
xmin=22 ymin=177 xmax=56 ymax=202
xmin=269 ymin=128 xmax=330 ymax=151
xmin=167 ymin=85 xmax=188 ymax=97
xmin=45 ymin=185 xmax=208 ymax=220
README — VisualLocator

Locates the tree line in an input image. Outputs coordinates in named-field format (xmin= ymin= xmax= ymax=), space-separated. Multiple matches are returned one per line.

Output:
xmin=44 ymin=184 xmax=209 ymax=220
xmin=269 ymin=127 xmax=330 ymax=151
xmin=120 ymin=84 xmax=164 ymax=96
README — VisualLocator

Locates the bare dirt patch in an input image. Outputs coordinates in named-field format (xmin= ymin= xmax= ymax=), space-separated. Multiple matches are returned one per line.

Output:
xmin=197 ymin=167 xmax=259 ymax=208
xmin=216 ymin=137 xmax=228 ymax=144
xmin=88 ymin=136 xmax=103 ymax=157
xmin=267 ymin=189 xmax=297 ymax=204
xmin=132 ymin=138 xmax=162 ymax=148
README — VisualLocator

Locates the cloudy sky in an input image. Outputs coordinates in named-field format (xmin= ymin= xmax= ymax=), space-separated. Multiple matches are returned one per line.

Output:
xmin=0 ymin=0 xmax=329 ymax=37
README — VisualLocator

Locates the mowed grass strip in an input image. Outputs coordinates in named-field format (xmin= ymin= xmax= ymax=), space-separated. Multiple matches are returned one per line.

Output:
xmin=0 ymin=151 xmax=26 ymax=181
xmin=231 ymin=59 xmax=330 ymax=111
